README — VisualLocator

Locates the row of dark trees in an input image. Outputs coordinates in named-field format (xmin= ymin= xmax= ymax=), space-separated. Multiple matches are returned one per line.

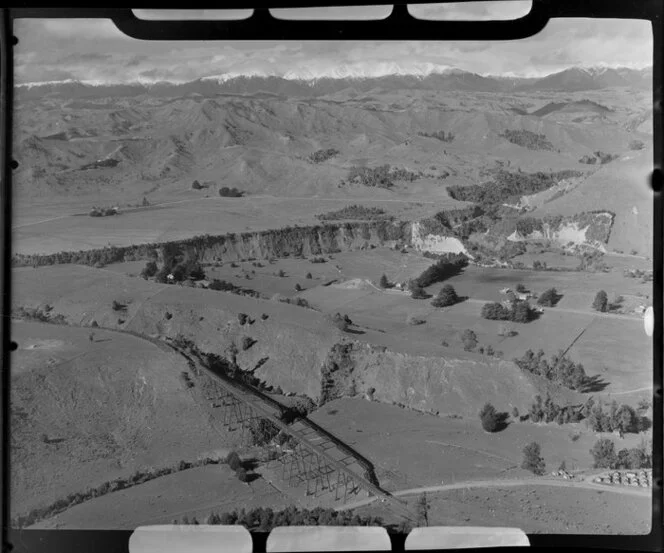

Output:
xmin=12 ymin=456 xmax=226 ymax=528
xmin=317 ymin=205 xmax=390 ymax=221
xmin=412 ymin=253 xmax=469 ymax=288
xmin=176 ymin=506 xmax=383 ymax=531
xmin=418 ymin=130 xmax=455 ymax=143
xmin=140 ymin=258 xmax=206 ymax=283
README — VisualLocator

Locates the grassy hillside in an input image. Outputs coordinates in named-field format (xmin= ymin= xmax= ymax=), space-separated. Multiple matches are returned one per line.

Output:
xmin=11 ymin=322 xmax=226 ymax=515
xmin=532 ymin=149 xmax=653 ymax=255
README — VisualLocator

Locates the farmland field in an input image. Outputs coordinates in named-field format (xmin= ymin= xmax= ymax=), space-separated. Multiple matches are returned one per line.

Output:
xmin=29 ymin=464 xmax=291 ymax=530
xmin=355 ymin=484 xmax=651 ymax=534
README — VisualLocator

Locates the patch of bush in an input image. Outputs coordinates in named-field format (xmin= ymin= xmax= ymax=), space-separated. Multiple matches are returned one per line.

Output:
xmin=513 ymin=349 xmax=591 ymax=391
xmin=317 ymin=205 xmax=391 ymax=221
xmin=241 ymin=336 xmax=256 ymax=351
xmin=500 ymin=129 xmax=554 ymax=151
xmin=305 ymin=272 xmax=313 ymax=279
xmin=407 ymin=315 xmax=426 ymax=326
xmin=219 ymin=187 xmax=244 ymax=197
xmin=309 ymin=148 xmax=340 ymax=164
xmin=529 ymin=394 xmax=584 ymax=424
xmin=629 ymin=139 xmax=645 ymax=151
xmin=481 ymin=300 xmax=536 ymax=323
xmin=331 ymin=312 xmax=353 ymax=331
xmin=447 ymin=169 xmax=582 ymax=206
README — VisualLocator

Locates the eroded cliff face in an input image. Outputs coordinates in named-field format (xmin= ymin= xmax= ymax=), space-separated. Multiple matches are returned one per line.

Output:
xmin=506 ymin=211 xmax=614 ymax=251
xmin=181 ymin=221 xmax=408 ymax=264
xmin=12 ymin=221 xmax=409 ymax=268
xmin=312 ymin=340 xmax=554 ymax=417
xmin=410 ymin=221 xmax=472 ymax=257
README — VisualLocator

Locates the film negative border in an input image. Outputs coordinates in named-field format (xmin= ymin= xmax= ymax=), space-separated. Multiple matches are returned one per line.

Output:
xmin=2 ymin=1 xmax=663 ymax=553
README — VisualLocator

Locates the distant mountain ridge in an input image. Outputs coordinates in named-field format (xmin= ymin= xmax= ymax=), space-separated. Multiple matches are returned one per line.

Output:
xmin=15 ymin=65 xmax=652 ymax=100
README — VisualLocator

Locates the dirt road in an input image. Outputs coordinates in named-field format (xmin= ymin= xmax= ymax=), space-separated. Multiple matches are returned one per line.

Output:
xmin=339 ymin=476 xmax=650 ymax=511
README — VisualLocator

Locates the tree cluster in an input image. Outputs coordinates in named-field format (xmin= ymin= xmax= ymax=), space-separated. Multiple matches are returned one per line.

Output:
xmin=513 ymin=349 xmax=589 ymax=390
xmin=585 ymin=400 xmax=646 ymax=435
xmin=219 ymin=187 xmax=244 ymax=197
xmin=590 ymin=438 xmax=651 ymax=470
xmin=537 ymin=288 xmax=561 ymax=307
xmin=447 ymin=169 xmax=582 ymax=206
xmin=89 ymin=206 xmax=118 ymax=217
xmin=481 ymin=300 xmax=536 ymax=323
xmin=178 ymin=505 xmax=383 ymax=532
xmin=308 ymin=148 xmax=340 ymax=164
xmin=346 ymin=164 xmax=423 ymax=188
xmin=317 ymin=204 xmax=390 ymax=221
xmin=500 ymin=129 xmax=554 ymax=151
xmin=528 ymin=394 xmax=584 ymax=424
xmin=413 ymin=253 xmax=468 ymax=288
xmin=418 ymin=130 xmax=455 ymax=143
xmin=578 ymin=151 xmax=619 ymax=165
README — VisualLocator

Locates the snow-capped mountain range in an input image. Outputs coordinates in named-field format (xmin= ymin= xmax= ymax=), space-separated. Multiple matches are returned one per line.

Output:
xmin=15 ymin=65 xmax=652 ymax=100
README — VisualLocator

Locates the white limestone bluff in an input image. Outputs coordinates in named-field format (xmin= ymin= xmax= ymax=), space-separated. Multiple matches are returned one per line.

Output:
xmin=410 ymin=221 xmax=474 ymax=259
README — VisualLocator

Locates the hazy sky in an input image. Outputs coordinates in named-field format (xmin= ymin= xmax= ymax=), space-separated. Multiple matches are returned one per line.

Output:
xmin=14 ymin=4 xmax=652 ymax=84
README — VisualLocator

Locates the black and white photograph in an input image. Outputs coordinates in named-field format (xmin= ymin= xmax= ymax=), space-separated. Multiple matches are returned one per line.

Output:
xmin=8 ymin=5 xmax=655 ymax=537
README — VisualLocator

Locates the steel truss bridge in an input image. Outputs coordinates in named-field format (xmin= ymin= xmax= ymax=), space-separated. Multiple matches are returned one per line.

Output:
xmin=168 ymin=340 xmax=416 ymax=522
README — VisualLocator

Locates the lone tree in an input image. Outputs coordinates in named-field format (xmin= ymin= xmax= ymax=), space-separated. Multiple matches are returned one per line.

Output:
xmin=516 ymin=283 xmax=527 ymax=293
xmin=592 ymin=290 xmax=608 ymax=313
xmin=537 ymin=288 xmax=560 ymax=307
xmin=379 ymin=274 xmax=389 ymax=289
xmin=226 ymin=451 xmax=242 ymax=472
xmin=461 ymin=329 xmax=478 ymax=352
xmin=590 ymin=438 xmax=618 ymax=469
xmin=521 ymin=442 xmax=546 ymax=475
xmin=479 ymin=402 xmax=500 ymax=432
xmin=431 ymin=284 xmax=459 ymax=308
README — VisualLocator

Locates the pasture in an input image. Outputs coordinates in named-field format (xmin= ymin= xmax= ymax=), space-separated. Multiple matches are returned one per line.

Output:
xmin=356 ymin=484 xmax=651 ymax=534
xmin=12 ymin=195 xmax=440 ymax=256
xmin=29 ymin=464 xmax=290 ymax=530
xmin=310 ymin=398 xmax=649 ymax=493
xmin=10 ymin=322 xmax=230 ymax=516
